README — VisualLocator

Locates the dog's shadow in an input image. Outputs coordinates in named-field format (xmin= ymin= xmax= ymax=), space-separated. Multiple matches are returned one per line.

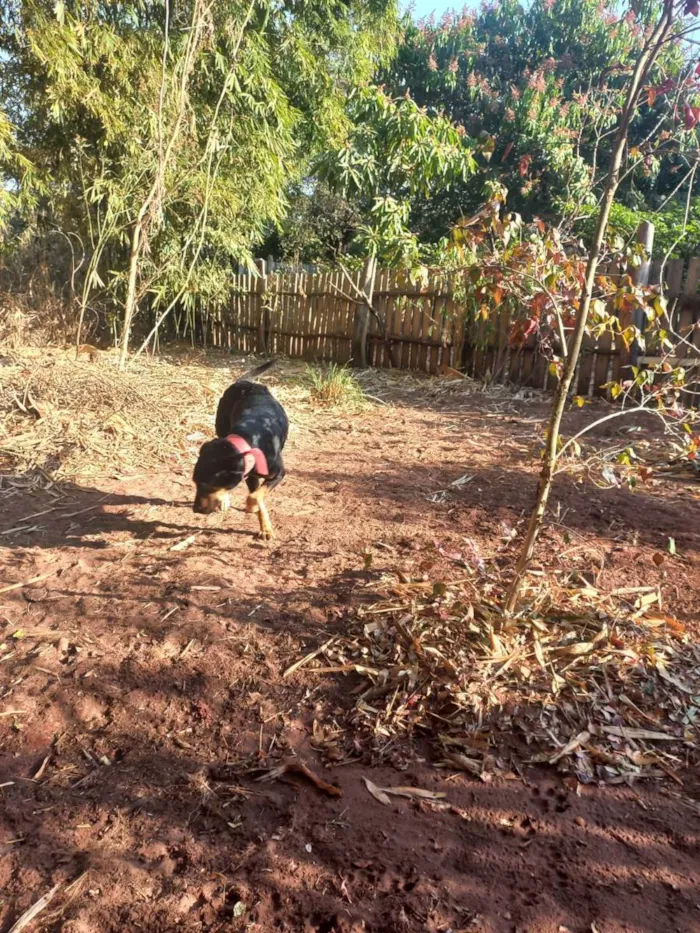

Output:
xmin=0 ymin=468 xmax=264 ymax=554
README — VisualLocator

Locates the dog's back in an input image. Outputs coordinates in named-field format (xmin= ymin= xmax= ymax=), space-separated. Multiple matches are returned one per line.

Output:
xmin=215 ymin=360 xmax=288 ymax=444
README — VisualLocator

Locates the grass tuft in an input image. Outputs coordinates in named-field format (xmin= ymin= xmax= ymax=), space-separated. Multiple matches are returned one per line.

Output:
xmin=305 ymin=363 xmax=367 ymax=408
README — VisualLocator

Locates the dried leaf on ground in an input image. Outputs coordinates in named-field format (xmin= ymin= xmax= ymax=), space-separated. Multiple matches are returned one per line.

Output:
xmin=363 ymin=776 xmax=391 ymax=805
xmin=362 ymin=777 xmax=444 ymax=803
xmin=170 ymin=534 xmax=198 ymax=552
xmin=380 ymin=786 xmax=446 ymax=800
xmin=549 ymin=731 xmax=591 ymax=764
xmin=601 ymin=726 xmax=677 ymax=742
xmin=440 ymin=752 xmax=482 ymax=775
xmin=8 ymin=883 xmax=62 ymax=933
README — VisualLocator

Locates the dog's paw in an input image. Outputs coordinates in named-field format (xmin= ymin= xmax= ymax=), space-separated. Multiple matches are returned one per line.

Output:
xmin=211 ymin=492 xmax=231 ymax=513
xmin=255 ymin=529 xmax=274 ymax=542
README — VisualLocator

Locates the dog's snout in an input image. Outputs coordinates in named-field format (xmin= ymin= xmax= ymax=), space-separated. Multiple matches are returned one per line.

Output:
xmin=192 ymin=489 xmax=230 ymax=514
xmin=192 ymin=490 xmax=210 ymax=514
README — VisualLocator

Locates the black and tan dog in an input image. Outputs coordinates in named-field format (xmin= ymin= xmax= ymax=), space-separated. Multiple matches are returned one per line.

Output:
xmin=192 ymin=360 xmax=288 ymax=539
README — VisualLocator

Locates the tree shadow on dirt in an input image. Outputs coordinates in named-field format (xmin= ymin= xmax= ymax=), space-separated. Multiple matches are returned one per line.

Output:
xmin=292 ymin=457 xmax=700 ymax=558
xmin=1 ymin=618 xmax=699 ymax=933
xmin=0 ymin=471 xmax=260 ymax=549
xmin=1 ymin=451 xmax=700 ymax=930
xmin=5 ymin=453 xmax=699 ymax=559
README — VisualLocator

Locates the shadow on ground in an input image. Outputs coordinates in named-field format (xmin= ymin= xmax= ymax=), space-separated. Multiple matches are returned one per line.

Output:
xmin=1 ymin=586 xmax=699 ymax=933
xmin=1 ymin=384 xmax=699 ymax=932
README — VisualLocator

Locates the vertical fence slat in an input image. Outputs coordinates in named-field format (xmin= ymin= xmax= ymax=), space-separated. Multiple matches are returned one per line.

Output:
xmin=256 ymin=264 xmax=266 ymax=355
xmin=429 ymin=279 xmax=444 ymax=375
xmin=417 ymin=288 xmax=429 ymax=373
xmin=378 ymin=268 xmax=391 ymax=369
xmin=333 ymin=268 xmax=346 ymax=363
xmin=684 ymin=256 xmax=700 ymax=296
xmin=451 ymin=275 xmax=466 ymax=371
xmin=328 ymin=270 xmax=339 ymax=363
xmin=320 ymin=270 xmax=330 ymax=361
xmin=389 ymin=273 xmax=403 ymax=368
xmin=410 ymin=290 xmax=424 ymax=372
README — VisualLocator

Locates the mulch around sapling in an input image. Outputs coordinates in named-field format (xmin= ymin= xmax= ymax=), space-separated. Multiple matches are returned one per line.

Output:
xmin=1 ymin=347 xmax=699 ymax=933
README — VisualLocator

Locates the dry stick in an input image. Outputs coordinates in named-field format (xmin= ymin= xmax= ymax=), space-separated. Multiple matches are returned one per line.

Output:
xmin=503 ymin=0 xmax=677 ymax=616
xmin=283 ymin=637 xmax=336 ymax=678
xmin=255 ymin=759 xmax=342 ymax=797
xmin=659 ymin=161 xmax=697 ymax=279
xmin=556 ymin=404 xmax=687 ymax=465
xmin=60 ymin=493 xmax=113 ymax=519
xmin=0 ymin=569 xmax=60 ymax=596
xmin=8 ymin=883 xmax=62 ymax=933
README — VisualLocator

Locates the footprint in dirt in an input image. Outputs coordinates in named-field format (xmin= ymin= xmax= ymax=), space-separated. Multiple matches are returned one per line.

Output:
xmin=531 ymin=783 xmax=570 ymax=814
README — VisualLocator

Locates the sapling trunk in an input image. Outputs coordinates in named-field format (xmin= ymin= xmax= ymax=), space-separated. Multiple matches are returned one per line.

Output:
xmin=503 ymin=0 xmax=676 ymax=615
xmin=119 ymin=220 xmax=143 ymax=369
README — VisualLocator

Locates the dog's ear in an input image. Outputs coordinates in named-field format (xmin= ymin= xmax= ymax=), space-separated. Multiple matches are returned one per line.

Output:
xmin=197 ymin=437 xmax=230 ymax=462
xmin=210 ymin=437 xmax=245 ymax=470
xmin=193 ymin=438 xmax=245 ymax=485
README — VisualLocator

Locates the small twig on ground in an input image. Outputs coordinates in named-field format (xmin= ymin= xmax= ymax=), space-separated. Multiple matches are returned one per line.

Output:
xmin=255 ymin=758 xmax=343 ymax=797
xmin=0 ymin=569 xmax=60 ymax=595
xmin=283 ymin=637 xmax=336 ymax=678
xmin=8 ymin=883 xmax=62 ymax=933
xmin=60 ymin=495 xmax=113 ymax=519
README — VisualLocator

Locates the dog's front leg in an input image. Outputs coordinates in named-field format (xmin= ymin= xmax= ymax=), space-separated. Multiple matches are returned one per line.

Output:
xmin=245 ymin=477 xmax=274 ymax=539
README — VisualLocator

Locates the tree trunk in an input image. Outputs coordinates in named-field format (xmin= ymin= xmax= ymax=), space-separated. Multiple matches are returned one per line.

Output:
xmin=119 ymin=221 xmax=143 ymax=370
xmin=503 ymin=0 xmax=675 ymax=615
xmin=352 ymin=255 xmax=377 ymax=368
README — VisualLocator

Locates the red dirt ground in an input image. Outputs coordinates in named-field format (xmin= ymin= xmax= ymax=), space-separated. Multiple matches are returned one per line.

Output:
xmin=1 ymin=360 xmax=700 ymax=933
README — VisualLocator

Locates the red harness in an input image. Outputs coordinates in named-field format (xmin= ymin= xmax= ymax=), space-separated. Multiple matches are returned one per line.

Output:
xmin=225 ymin=435 xmax=269 ymax=478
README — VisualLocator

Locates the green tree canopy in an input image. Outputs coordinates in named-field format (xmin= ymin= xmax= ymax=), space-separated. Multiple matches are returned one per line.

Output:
xmin=268 ymin=0 xmax=695 ymax=264
xmin=0 ymin=0 xmax=398 ymax=334
xmin=315 ymin=84 xmax=478 ymax=264
xmin=378 ymin=0 xmax=689 ymax=230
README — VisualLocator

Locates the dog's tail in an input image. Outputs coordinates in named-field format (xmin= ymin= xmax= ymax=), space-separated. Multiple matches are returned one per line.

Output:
xmin=236 ymin=359 xmax=277 ymax=382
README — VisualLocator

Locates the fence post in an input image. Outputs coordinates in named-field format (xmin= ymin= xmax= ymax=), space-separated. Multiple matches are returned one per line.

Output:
xmin=629 ymin=221 xmax=655 ymax=369
xmin=256 ymin=258 xmax=268 ymax=354
xmin=352 ymin=255 xmax=377 ymax=368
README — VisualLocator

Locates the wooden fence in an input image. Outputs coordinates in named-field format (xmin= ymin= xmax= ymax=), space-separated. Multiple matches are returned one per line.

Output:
xmin=204 ymin=245 xmax=700 ymax=401
xmin=211 ymin=264 xmax=468 ymax=375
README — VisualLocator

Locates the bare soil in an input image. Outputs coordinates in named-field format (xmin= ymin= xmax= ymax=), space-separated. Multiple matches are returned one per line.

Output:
xmin=1 ymin=354 xmax=699 ymax=933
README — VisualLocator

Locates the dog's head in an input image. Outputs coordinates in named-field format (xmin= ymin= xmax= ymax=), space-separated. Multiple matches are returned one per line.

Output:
xmin=192 ymin=438 xmax=246 ymax=514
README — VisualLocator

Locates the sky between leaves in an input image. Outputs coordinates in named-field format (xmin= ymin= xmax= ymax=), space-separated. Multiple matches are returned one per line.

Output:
xmin=401 ymin=0 xmax=473 ymax=21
